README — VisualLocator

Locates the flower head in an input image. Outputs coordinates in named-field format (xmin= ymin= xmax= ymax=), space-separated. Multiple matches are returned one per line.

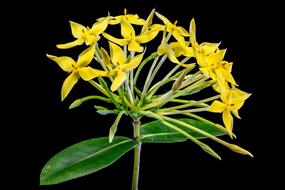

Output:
xmin=108 ymin=8 xmax=146 ymax=25
xmin=104 ymin=42 xmax=145 ymax=91
xmin=208 ymin=88 xmax=251 ymax=136
xmin=47 ymin=44 xmax=108 ymax=100
xmin=155 ymin=12 xmax=189 ymax=45
xmin=103 ymin=9 xmax=160 ymax=52
xmin=56 ymin=17 xmax=109 ymax=49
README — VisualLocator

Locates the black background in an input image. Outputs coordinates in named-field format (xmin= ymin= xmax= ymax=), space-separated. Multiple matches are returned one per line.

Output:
xmin=4 ymin=0 xmax=279 ymax=189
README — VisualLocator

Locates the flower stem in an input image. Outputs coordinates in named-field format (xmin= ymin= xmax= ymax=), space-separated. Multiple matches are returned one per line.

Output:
xmin=132 ymin=119 xmax=141 ymax=190
xmin=159 ymin=107 xmax=208 ymax=115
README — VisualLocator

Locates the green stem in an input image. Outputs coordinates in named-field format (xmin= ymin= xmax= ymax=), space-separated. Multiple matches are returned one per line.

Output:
xmin=141 ymin=56 xmax=159 ymax=96
xmin=134 ymin=52 xmax=158 ymax=87
xmin=88 ymin=80 xmax=109 ymax=97
xmin=159 ymin=107 xmax=208 ymax=115
xmin=80 ymin=95 xmax=112 ymax=103
xmin=146 ymin=62 xmax=195 ymax=100
xmin=160 ymin=94 xmax=220 ymax=112
xmin=145 ymin=55 xmax=167 ymax=92
xmin=132 ymin=119 xmax=141 ymax=190
xmin=182 ymin=112 xmax=233 ymax=136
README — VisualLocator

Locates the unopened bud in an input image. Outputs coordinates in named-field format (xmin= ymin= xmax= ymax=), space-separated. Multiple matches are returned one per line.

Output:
xmin=172 ymin=71 xmax=186 ymax=91
xmin=69 ymin=99 xmax=82 ymax=109
xmin=201 ymin=144 xmax=222 ymax=160
xmin=228 ymin=144 xmax=253 ymax=157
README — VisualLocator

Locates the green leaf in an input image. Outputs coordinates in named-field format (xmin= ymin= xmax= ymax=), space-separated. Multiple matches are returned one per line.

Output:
xmin=40 ymin=136 xmax=137 ymax=185
xmin=140 ymin=118 xmax=225 ymax=143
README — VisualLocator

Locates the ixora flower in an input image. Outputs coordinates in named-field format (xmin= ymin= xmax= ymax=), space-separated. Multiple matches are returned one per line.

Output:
xmin=57 ymin=16 xmax=109 ymax=49
xmin=47 ymin=44 xmax=108 ymax=100
xmin=42 ymin=9 xmax=253 ymax=190
xmin=102 ymin=41 xmax=145 ymax=91
xmin=102 ymin=9 xmax=160 ymax=52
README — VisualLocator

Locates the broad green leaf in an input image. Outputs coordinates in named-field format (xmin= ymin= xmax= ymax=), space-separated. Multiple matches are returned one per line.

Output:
xmin=140 ymin=118 xmax=225 ymax=143
xmin=40 ymin=136 xmax=137 ymax=185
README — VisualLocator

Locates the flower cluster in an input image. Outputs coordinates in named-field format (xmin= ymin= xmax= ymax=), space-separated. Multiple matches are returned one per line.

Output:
xmin=47 ymin=9 xmax=252 ymax=158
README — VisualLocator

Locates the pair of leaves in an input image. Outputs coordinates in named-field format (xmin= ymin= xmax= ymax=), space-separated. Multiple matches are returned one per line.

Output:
xmin=40 ymin=118 xmax=225 ymax=185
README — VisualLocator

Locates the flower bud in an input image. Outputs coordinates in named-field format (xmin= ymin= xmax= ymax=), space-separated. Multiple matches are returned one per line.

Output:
xmin=228 ymin=144 xmax=253 ymax=157
xmin=172 ymin=71 xmax=186 ymax=91
xmin=69 ymin=99 xmax=82 ymax=109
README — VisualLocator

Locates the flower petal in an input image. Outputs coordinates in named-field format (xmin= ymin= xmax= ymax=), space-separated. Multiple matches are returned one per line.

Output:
xmin=77 ymin=44 xmax=96 ymax=67
xmin=232 ymin=88 xmax=251 ymax=101
xmin=109 ymin=42 xmax=126 ymax=65
xmin=231 ymin=100 xmax=244 ymax=111
xmin=184 ymin=47 xmax=195 ymax=57
xmin=90 ymin=16 xmax=109 ymax=35
xmin=111 ymin=70 xmax=127 ymax=91
xmin=200 ymin=42 xmax=220 ymax=55
xmin=141 ymin=9 xmax=155 ymax=34
xmin=208 ymin=100 xmax=226 ymax=113
xmin=177 ymin=26 xmax=189 ymax=36
xmin=109 ymin=16 xmax=121 ymax=25
xmin=46 ymin=54 xmax=74 ymax=72
xmin=231 ymin=110 xmax=241 ymax=119
xmin=221 ymin=68 xmax=237 ymax=85
xmin=84 ymin=32 xmax=100 ymax=46
xmin=69 ymin=21 xmax=86 ymax=38
xmin=167 ymin=50 xmax=182 ymax=65
xmin=102 ymin=32 xmax=129 ymax=46
xmin=78 ymin=67 xmax=109 ymax=81
xmin=158 ymin=40 xmax=181 ymax=65
xmin=56 ymin=38 xmax=84 ymax=49
xmin=157 ymin=40 xmax=168 ymax=55
xmin=126 ymin=15 xmax=145 ymax=25
xmin=123 ymin=52 xmax=145 ymax=71
xmin=211 ymin=49 xmax=227 ymax=63
xmin=189 ymin=18 xmax=197 ymax=44
xmin=61 ymin=71 xmax=78 ymax=101
xmin=223 ymin=61 xmax=233 ymax=72
xmin=155 ymin=12 xmax=171 ymax=25
xmin=215 ymin=77 xmax=230 ymax=93
xmin=220 ymin=90 xmax=229 ymax=103
xmin=150 ymin=24 xmax=164 ymax=31
xmin=136 ymin=29 xmax=160 ymax=44
xmin=121 ymin=17 xmax=135 ymax=39
xmin=170 ymin=42 xmax=185 ymax=57
xmin=128 ymin=40 xmax=144 ymax=52
xmin=199 ymin=67 xmax=212 ymax=78
xmin=170 ymin=41 xmax=194 ymax=57
xmin=222 ymin=109 xmax=233 ymax=135
xmin=173 ymin=30 xmax=185 ymax=45
xmin=100 ymin=47 xmax=112 ymax=68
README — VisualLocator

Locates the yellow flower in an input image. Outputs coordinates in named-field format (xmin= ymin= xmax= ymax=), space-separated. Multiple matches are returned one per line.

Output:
xmin=157 ymin=31 xmax=190 ymax=67
xmin=102 ymin=10 xmax=159 ymax=52
xmin=47 ymin=44 xmax=108 ymax=100
xmin=189 ymin=19 xmax=237 ymax=90
xmin=208 ymin=88 xmax=251 ymax=136
xmin=56 ymin=17 xmax=109 ymax=49
xmin=108 ymin=8 xmax=145 ymax=25
xmin=170 ymin=41 xmax=195 ymax=57
xmin=199 ymin=49 xmax=237 ymax=85
xmin=107 ymin=42 xmax=145 ymax=91
xmin=189 ymin=18 xmax=220 ymax=64
xmin=155 ymin=12 xmax=189 ymax=45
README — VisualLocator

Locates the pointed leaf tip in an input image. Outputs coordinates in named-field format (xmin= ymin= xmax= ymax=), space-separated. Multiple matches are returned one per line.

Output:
xmin=40 ymin=137 xmax=136 ymax=185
